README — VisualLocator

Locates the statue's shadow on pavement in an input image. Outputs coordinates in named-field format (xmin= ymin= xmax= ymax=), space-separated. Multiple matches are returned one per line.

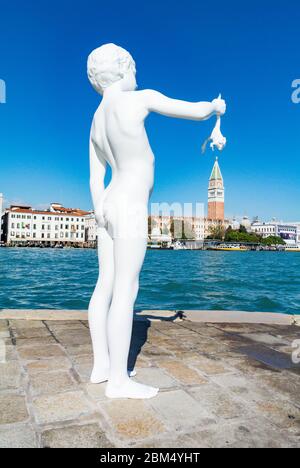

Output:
xmin=128 ymin=311 xmax=184 ymax=371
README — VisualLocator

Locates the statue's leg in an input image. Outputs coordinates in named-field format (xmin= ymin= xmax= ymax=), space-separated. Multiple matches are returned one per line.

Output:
xmin=88 ymin=227 xmax=114 ymax=383
xmin=106 ymin=236 xmax=159 ymax=399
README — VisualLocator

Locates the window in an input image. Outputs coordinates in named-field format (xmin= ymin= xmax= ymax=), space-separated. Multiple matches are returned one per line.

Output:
xmin=11 ymin=223 xmax=15 ymax=228
xmin=41 ymin=233 xmax=45 ymax=239
xmin=55 ymin=225 xmax=59 ymax=231
xmin=33 ymin=233 xmax=36 ymax=238
xmin=66 ymin=232 xmax=69 ymax=238
xmin=47 ymin=233 xmax=50 ymax=239
xmin=55 ymin=234 xmax=58 ymax=239
xmin=60 ymin=233 xmax=63 ymax=238
xmin=48 ymin=217 xmax=51 ymax=221
xmin=11 ymin=214 xmax=15 ymax=219
xmin=42 ymin=225 xmax=45 ymax=230
xmin=65 ymin=225 xmax=69 ymax=230
xmin=33 ymin=224 xmax=36 ymax=230
xmin=47 ymin=225 xmax=51 ymax=230
xmin=42 ymin=217 xmax=45 ymax=220
xmin=27 ymin=215 xmax=31 ymax=219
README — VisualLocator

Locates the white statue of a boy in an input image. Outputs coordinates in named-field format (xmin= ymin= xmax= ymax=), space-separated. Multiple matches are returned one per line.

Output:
xmin=87 ymin=43 xmax=226 ymax=399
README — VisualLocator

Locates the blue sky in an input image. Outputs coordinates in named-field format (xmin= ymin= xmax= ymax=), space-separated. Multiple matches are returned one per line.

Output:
xmin=0 ymin=0 xmax=299 ymax=221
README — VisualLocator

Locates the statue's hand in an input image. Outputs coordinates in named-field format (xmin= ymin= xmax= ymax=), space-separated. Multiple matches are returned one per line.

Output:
xmin=212 ymin=96 xmax=226 ymax=116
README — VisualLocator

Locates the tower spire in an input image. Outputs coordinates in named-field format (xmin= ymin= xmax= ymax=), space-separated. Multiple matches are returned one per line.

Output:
xmin=208 ymin=158 xmax=225 ymax=221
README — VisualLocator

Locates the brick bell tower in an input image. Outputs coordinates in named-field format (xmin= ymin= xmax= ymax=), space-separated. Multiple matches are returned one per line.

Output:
xmin=208 ymin=157 xmax=224 ymax=221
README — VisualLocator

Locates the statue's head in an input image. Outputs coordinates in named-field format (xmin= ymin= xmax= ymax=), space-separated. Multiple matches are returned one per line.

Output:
xmin=87 ymin=43 xmax=136 ymax=95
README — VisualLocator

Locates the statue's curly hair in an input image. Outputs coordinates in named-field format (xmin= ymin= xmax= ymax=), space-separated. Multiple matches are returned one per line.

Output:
xmin=87 ymin=43 xmax=135 ymax=95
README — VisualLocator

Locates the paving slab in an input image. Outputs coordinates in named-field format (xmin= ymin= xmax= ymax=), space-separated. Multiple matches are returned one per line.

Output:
xmin=188 ymin=355 xmax=233 ymax=376
xmin=149 ymin=389 xmax=215 ymax=431
xmin=18 ymin=344 xmax=67 ymax=361
xmin=189 ymin=418 xmax=294 ymax=448
xmin=189 ymin=384 xmax=251 ymax=420
xmin=26 ymin=357 xmax=71 ymax=374
xmin=133 ymin=367 xmax=178 ymax=389
xmin=41 ymin=423 xmax=113 ymax=448
xmin=0 ymin=394 xmax=29 ymax=424
xmin=0 ymin=361 xmax=23 ymax=390
xmin=32 ymin=391 xmax=92 ymax=424
xmin=0 ymin=424 xmax=38 ymax=448
xmin=29 ymin=370 xmax=77 ymax=396
xmin=100 ymin=399 xmax=165 ymax=441
xmin=158 ymin=360 xmax=208 ymax=385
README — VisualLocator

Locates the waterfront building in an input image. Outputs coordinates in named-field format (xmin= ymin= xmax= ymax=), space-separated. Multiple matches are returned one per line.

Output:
xmin=2 ymin=203 xmax=91 ymax=246
xmin=149 ymin=215 xmax=205 ymax=242
xmin=251 ymin=221 xmax=297 ymax=245
xmin=207 ymin=157 xmax=224 ymax=222
xmin=285 ymin=222 xmax=300 ymax=246
xmin=85 ymin=212 xmax=98 ymax=246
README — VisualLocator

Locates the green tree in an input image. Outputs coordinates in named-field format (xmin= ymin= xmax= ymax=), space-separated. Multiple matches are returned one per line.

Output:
xmin=208 ymin=223 xmax=226 ymax=240
xmin=261 ymin=235 xmax=285 ymax=246
xmin=239 ymin=225 xmax=247 ymax=234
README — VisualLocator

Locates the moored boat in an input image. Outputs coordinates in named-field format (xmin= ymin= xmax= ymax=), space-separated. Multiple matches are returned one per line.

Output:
xmin=208 ymin=244 xmax=249 ymax=251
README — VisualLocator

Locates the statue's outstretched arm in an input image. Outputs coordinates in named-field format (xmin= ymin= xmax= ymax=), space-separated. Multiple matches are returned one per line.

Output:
xmin=140 ymin=90 xmax=226 ymax=121
xmin=89 ymin=138 xmax=106 ymax=226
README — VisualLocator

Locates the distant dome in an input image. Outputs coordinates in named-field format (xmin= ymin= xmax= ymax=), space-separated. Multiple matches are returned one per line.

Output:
xmin=232 ymin=217 xmax=240 ymax=230
xmin=241 ymin=216 xmax=251 ymax=229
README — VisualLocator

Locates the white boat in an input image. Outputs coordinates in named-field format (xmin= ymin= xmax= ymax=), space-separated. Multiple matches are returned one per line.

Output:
xmin=173 ymin=241 xmax=187 ymax=250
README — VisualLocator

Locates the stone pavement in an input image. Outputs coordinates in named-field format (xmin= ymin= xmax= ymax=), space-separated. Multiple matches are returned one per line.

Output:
xmin=0 ymin=314 xmax=299 ymax=448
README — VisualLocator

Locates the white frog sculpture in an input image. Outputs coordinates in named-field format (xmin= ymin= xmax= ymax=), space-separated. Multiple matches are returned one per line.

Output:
xmin=202 ymin=94 xmax=227 ymax=154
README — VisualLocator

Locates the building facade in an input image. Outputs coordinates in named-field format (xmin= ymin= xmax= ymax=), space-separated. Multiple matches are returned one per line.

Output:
xmin=84 ymin=213 xmax=98 ymax=245
xmin=2 ymin=203 xmax=91 ymax=246
xmin=288 ymin=223 xmax=300 ymax=245
xmin=207 ymin=158 xmax=224 ymax=222
xmin=251 ymin=221 xmax=298 ymax=245
xmin=149 ymin=215 xmax=205 ymax=242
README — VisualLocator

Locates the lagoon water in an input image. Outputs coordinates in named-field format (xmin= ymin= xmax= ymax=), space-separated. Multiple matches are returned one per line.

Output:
xmin=0 ymin=248 xmax=299 ymax=314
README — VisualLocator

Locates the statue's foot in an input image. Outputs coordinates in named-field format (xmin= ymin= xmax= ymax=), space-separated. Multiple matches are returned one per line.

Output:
xmin=105 ymin=379 xmax=159 ymax=399
xmin=90 ymin=368 xmax=136 ymax=384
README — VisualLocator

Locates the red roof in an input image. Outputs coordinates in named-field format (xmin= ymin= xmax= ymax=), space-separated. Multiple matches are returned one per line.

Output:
xmin=8 ymin=208 xmax=90 ymax=217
